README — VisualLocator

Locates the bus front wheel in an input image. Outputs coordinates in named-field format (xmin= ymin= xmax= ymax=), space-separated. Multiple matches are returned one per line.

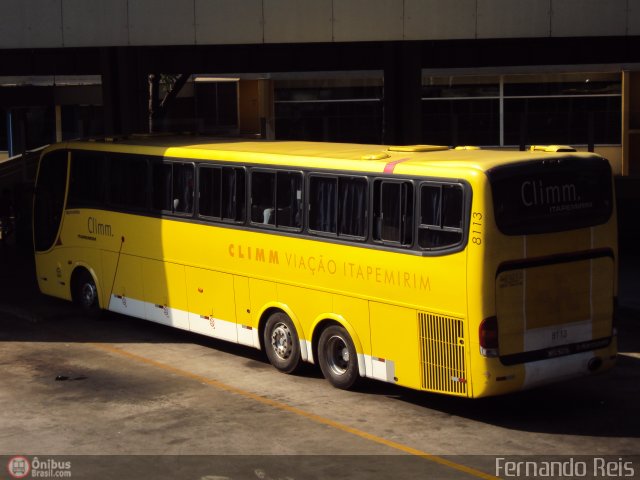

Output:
xmin=264 ymin=312 xmax=301 ymax=374
xmin=318 ymin=325 xmax=359 ymax=390
xmin=72 ymin=269 xmax=99 ymax=313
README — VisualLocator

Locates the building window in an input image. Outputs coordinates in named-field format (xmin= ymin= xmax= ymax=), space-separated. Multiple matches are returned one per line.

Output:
xmin=503 ymin=72 xmax=621 ymax=146
xmin=274 ymin=74 xmax=383 ymax=144
xmin=194 ymin=80 xmax=238 ymax=133
xmin=422 ymin=76 xmax=500 ymax=146
xmin=61 ymin=105 xmax=104 ymax=140
xmin=421 ymin=72 xmax=621 ymax=147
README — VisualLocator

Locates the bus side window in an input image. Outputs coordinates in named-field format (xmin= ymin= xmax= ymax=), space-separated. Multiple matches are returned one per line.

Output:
xmin=199 ymin=165 xmax=245 ymax=223
xmin=309 ymin=176 xmax=338 ymax=234
xmin=418 ymin=183 xmax=463 ymax=250
xmin=198 ymin=166 xmax=222 ymax=218
xmin=276 ymin=171 xmax=302 ymax=229
xmin=68 ymin=151 xmax=107 ymax=208
xmin=338 ymin=176 xmax=367 ymax=239
xmin=250 ymin=170 xmax=302 ymax=230
xmin=173 ymin=163 xmax=194 ymax=214
xmin=373 ymin=179 xmax=413 ymax=246
xmin=152 ymin=161 xmax=194 ymax=215
xmin=221 ymin=167 xmax=246 ymax=222
xmin=251 ymin=171 xmax=275 ymax=225
xmin=309 ymin=175 xmax=367 ymax=240
xmin=152 ymin=162 xmax=173 ymax=212
xmin=110 ymin=155 xmax=148 ymax=211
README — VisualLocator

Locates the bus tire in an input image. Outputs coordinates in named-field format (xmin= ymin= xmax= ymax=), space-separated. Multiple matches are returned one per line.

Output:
xmin=318 ymin=325 xmax=359 ymax=390
xmin=72 ymin=269 xmax=100 ymax=314
xmin=264 ymin=312 xmax=301 ymax=374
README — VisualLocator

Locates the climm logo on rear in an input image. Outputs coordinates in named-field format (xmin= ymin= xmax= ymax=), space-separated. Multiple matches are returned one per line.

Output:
xmin=489 ymin=157 xmax=612 ymax=235
xmin=520 ymin=179 xmax=593 ymax=213
xmin=520 ymin=179 xmax=577 ymax=206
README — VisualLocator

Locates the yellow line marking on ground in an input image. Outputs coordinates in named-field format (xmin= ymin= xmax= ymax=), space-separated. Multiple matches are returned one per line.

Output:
xmin=89 ymin=342 xmax=499 ymax=480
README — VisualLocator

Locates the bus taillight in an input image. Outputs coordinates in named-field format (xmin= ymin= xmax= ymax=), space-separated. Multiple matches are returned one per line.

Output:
xmin=479 ymin=316 xmax=499 ymax=357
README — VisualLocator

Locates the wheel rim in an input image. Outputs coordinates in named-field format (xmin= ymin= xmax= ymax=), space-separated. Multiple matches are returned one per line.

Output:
xmin=325 ymin=335 xmax=350 ymax=376
xmin=80 ymin=282 xmax=97 ymax=308
xmin=270 ymin=322 xmax=293 ymax=360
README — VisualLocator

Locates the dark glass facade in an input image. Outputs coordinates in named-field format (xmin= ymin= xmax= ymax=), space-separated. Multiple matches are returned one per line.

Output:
xmin=422 ymin=72 xmax=621 ymax=147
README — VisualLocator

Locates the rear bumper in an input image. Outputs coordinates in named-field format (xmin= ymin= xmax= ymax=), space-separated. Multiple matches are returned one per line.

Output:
xmin=470 ymin=337 xmax=616 ymax=398
xmin=519 ymin=340 xmax=616 ymax=391
xmin=499 ymin=336 xmax=613 ymax=366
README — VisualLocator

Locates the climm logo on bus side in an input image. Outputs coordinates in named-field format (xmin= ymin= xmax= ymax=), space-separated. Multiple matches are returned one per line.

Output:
xmin=87 ymin=216 xmax=114 ymax=237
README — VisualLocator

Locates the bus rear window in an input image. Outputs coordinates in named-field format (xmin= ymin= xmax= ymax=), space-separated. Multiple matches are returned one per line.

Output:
xmin=418 ymin=183 xmax=464 ymax=250
xmin=373 ymin=179 xmax=413 ymax=246
xmin=488 ymin=157 xmax=613 ymax=235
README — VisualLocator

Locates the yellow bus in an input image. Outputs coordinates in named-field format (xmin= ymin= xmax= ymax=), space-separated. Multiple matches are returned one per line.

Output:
xmin=33 ymin=137 xmax=617 ymax=397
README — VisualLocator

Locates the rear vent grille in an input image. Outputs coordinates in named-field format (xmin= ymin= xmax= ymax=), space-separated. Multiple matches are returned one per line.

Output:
xmin=418 ymin=312 xmax=468 ymax=396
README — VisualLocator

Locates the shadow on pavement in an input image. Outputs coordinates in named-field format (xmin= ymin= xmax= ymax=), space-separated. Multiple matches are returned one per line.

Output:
xmin=1 ymin=242 xmax=639 ymax=440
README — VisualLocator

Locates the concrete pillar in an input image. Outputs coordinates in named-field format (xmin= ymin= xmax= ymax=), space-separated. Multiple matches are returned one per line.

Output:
xmin=54 ymin=105 xmax=62 ymax=142
xmin=239 ymin=78 xmax=275 ymax=139
xmin=7 ymin=109 xmax=26 ymax=159
xmin=260 ymin=79 xmax=275 ymax=140
xmin=148 ymin=73 xmax=160 ymax=133
xmin=383 ymin=42 xmax=422 ymax=146
xmin=6 ymin=110 xmax=13 ymax=157
xmin=100 ymin=47 xmax=148 ymax=137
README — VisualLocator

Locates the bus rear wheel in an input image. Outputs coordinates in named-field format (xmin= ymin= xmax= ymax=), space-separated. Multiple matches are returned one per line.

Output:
xmin=264 ymin=312 xmax=301 ymax=374
xmin=318 ymin=325 xmax=359 ymax=390
xmin=72 ymin=269 xmax=99 ymax=314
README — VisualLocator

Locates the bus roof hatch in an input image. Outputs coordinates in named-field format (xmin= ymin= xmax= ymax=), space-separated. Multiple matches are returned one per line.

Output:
xmin=387 ymin=145 xmax=449 ymax=153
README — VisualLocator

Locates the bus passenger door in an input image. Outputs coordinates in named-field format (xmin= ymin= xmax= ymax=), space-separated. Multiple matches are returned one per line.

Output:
xmin=141 ymin=259 xmax=189 ymax=330
xmin=104 ymin=251 xmax=145 ymax=319
xmin=234 ymin=276 xmax=257 ymax=347
xmin=185 ymin=266 xmax=237 ymax=342
xmin=369 ymin=302 xmax=418 ymax=387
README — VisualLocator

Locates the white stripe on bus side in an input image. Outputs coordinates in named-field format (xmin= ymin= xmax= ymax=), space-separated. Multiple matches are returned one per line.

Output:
xmin=365 ymin=355 xmax=396 ymax=383
xmin=109 ymin=295 xmax=401 ymax=378
xmin=109 ymin=294 xmax=311 ymax=359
